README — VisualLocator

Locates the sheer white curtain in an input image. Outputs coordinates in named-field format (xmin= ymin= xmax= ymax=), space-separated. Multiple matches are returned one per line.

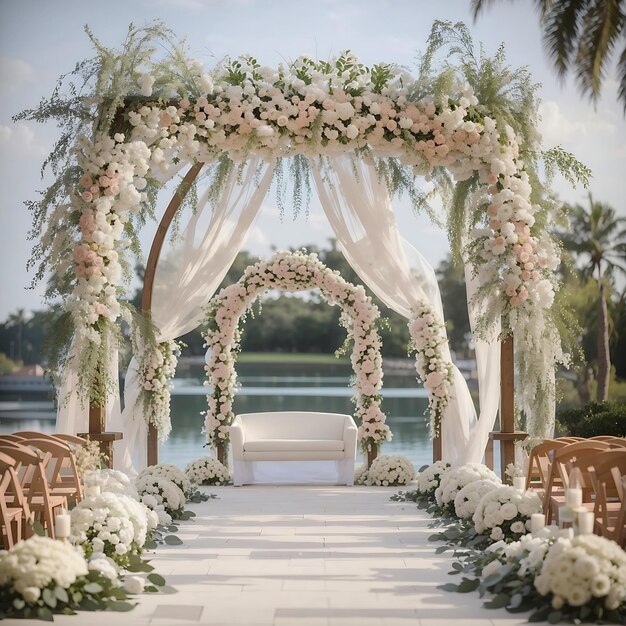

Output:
xmin=312 ymin=155 xmax=499 ymax=464
xmin=110 ymin=157 xmax=274 ymax=475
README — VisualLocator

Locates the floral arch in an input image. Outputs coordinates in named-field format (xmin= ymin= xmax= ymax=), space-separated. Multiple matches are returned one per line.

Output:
xmin=202 ymin=250 xmax=390 ymax=464
xmin=23 ymin=22 xmax=587 ymax=474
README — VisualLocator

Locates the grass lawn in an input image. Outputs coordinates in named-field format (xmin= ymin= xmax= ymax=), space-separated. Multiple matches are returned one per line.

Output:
xmin=237 ymin=352 xmax=348 ymax=364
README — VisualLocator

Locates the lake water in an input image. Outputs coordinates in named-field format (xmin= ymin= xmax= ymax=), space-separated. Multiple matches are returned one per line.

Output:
xmin=0 ymin=360 xmax=435 ymax=471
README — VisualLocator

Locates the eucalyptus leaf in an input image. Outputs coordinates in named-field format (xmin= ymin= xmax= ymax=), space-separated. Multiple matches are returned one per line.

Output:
xmin=37 ymin=606 xmax=54 ymax=622
xmin=55 ymin=586 xmax=69 ymax=603
xmin=438 ymin=583 xmax=460 ymax=592
xmin=164 ymin=535 xmax=183 ymax=545
xmin=106 ymin=600 xmax=136 ymax=612
xmin=83 ymin=582 xmax=103 ymax=594
xmin=147 ymin=573 xmax=166 ymax=586
xmin=457 ymin=578 xmax=480 ymax=593
xmin=42 ymin=587 xmax=57 ymax=608
xmin=484 ymin=592 xmax=509 ymax=608
xmin=547 ymin=610 xmax=562 ymax=624
xmin=13 ymin=598 xmax=25 ymax=610
xmin=158 ymin=585 xmax=178 ymax=594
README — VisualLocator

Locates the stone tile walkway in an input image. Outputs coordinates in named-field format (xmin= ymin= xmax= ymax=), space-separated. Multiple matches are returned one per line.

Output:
xmin=9 ymin=486 xmax=531 ymax=626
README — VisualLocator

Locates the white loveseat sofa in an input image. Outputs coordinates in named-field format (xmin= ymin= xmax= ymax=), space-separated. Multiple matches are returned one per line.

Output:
xmin=230 ymin=412 xmax=358 ymax=486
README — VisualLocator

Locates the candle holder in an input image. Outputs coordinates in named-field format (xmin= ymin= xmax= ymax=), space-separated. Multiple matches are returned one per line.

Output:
xmin=513 ymin=476 xmax=526 ymax=492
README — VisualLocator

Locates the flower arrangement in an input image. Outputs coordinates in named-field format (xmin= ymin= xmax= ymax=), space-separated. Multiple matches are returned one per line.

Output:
xmin=185 ymin=457 xmax=230 ymax=486
xmin=72 ymin=438 xmax=108 ymax=479
xmin=534 ymin=534 xmax=626 ymax=614
xmin=453 ymin=479 xmax=501 ymax=520
xmin=0 ymin=536 xmax=131 ymax=620
xmin=409 ymin=302 xmax=454 ymax=435
xmin=70 ymin=492 xmax=147 ymax=566
xmin=134 ymin=474 xmax=186 ymax=518
xmin=137 ymin=340 xmax=182 ymax=441
xmin=353 ymin=464 xmax=369 ymax=486
xmin=137 ymin=463 xmax=191 ymax=496
xmin=473 ymin=485 xmax=542 ymax=541
xmin=86 ymin=468 xmax=140 ymax=500
xmin=435 ymin=463 xmax=500 ymax=513
xmin=363 ymin=455 xmax=415 ymax=486
xmin=202 ymin=250 xmax=390 ymax=453
xmin=416 ymin=460 xmax=452 ymax=495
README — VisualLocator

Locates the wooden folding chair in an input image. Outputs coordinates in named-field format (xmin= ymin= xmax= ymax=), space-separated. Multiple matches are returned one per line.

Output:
xmin=0 ymin=434 xmax=27 ymax=443
xmin=25 ymin=438 xmax=83 ymax=505
xmin=525 ymin=439 xmax=570 ymax=492
xmin=543 ymin=440 xmax=611 ymax=523
xmin=0 ymin=451 xmax=33 ymax=548
xmin=53 ymin=434 xmax=87 ymax=446
xmin=589 ymin=450 xmax=626 ymax=547
xmin=0 ymin=443 xmax=66 ymax=538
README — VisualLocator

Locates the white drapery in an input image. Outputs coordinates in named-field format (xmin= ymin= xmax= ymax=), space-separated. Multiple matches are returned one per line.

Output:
xmin=311 ymin=155 xmax=500 ymax=464
xmin=110 ymin=157 xmax=274 ymax=475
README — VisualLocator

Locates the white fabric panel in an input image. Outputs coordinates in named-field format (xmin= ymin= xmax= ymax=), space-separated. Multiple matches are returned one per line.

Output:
xmin=312 ymin=155 xmax=498 ymax=465
xmin=244 ymin=439 xmax=345 ymax=452
xmin=115 ymin=158 xmax=274 ymax=475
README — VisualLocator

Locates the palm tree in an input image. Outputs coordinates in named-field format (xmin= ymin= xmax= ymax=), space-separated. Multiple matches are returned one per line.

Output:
xmin=558 ymin=194 xmax=626 ymax=401
xmin=472 ymin=0 xmax=626 ymax=112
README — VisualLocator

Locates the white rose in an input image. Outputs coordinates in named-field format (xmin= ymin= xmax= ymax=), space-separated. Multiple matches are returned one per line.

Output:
xmin=123 ymin=575 xmax=145 ymax=594
xmin=490 ymin=526 xmax=504 ymax=541
xmin=510 ymin=521 xmax=526 ymax=534
xmin=22 ymin=587 xmax=41 ymax=603
xmin=500 ymin=502 xmax=518 ymax=520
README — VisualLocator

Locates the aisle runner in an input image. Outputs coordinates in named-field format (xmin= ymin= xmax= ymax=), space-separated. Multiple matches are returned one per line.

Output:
xmin=48 ymin=487 xmax=529 ymax=626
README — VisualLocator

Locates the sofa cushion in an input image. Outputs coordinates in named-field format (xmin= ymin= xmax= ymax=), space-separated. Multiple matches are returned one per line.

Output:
xmin=244 ymin=439 xmax=344 ymax=452
xmin=237 ymin=412 xmax=348 ymax=440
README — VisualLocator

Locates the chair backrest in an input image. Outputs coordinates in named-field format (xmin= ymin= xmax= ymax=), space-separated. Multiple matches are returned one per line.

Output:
xmin=0 ymin=434 xmax=26 ymax=442
xmin=24 ymin=438 xmax=75 ymax=491
xmin=608 ymin=439 xmax=626 ymax=448
xmin=52 ymin=433 xmax=86 ymax=446
xmin=542 ymin=440 xmax=610 ymax=512
xmin=0 ymin=450 xmax=32 ymax=521
xmin=11 ymin=431 xmax=52 ymax=439
xmin=588 ymin=450 xmax=626 ymax=545
xmin=0 ymin=444 xmax=48 ymax=505
xmin=526 ymin=439 xmax=570 ymax=489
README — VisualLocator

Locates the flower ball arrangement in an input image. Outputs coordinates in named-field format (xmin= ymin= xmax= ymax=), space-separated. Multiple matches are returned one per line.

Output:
xmin=134 ymin=474 xmax=186 ymax=517
xmin=416 ymin=460 xmax=452 ymax=495
xmin=472 ymin=484 xmax=542 ymax=542
xmin=453 ymin=479 xmax=501 ymax=520
xmin=435 ymin=462 xmax=500 ymax=513
xmin=185 ymin=456 xmax=231 ymax=485
xmin=137 ymin=463 xmax=191 ymax=496
xmin=364 ymin=455 xmax=416 ymax=486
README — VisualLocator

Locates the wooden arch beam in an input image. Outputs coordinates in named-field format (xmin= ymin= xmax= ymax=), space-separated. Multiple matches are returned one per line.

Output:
xmin=142 ymin=161 xmax=205 ymax=466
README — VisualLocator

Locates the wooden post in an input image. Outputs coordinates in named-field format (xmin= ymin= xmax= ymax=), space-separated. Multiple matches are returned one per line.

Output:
xmin=432 ymin=435 xmax=442 ymax=463
xmin=79 ymin=404 xmax=122 ymax=468
xmin=141 ymin=162 xmax=205 ymax=467
xmin=499 ymin=336 xmax=515 ymax=477
xmin=367 ymin=447 xmax=378 ymax=467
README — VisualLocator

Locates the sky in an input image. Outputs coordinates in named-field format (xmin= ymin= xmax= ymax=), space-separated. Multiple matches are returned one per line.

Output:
xmin=0 ymin=0 xmax=624 ymax=322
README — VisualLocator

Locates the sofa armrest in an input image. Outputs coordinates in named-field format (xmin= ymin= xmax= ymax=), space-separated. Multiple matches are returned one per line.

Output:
xmin=230 ymin=417 xmax=245 ymax=461
xmin=343 ymin=418 xmax=358 ymax=459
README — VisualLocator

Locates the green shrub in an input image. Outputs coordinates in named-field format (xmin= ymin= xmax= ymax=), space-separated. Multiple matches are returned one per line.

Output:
xmin=556 ymin=401 xmax=626 ymax=437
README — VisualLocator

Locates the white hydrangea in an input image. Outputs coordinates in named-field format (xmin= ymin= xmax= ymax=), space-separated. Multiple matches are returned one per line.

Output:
xmin=70 ymin=491 xmax=147 ymax=563
xmin=416 ymin=460 xmax=452 ymax=494
xmin=135 ymin=474 xmax=186 ymax=514
xmin=473 ymin=485 xmax=542 ymax=541
xmin=185 ymin=457 xmax=230 ymax=485
xmin=137 ymin=463 xmax=191 ymax=496
xmin=435 ymin=463 xmax=500 ymax=509
xmin=365 ymin=455 xmax=415 ymax=486
xmin=454 ymin=479 xmax=501 ymax=519
xmin=0 ymin=536 xmax=88 ymax=598
xmin=534 ymin=534 xmax=626 ymax=610
xmin=353 ymin=464 xmax=369 ymax=486
xmin=86 ymin=468 xmax=139 ymax=500
xmin=88 ymin=552 xmax=120 ymax=584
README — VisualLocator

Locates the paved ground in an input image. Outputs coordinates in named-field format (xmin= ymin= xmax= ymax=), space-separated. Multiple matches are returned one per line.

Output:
xmin=7 ymin=486 xmax=531 ymax=626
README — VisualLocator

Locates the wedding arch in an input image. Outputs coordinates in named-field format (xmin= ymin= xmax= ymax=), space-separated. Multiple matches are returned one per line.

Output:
xmin=22 ymin=22 xmax=586 ymax=475
xmin=202 ymin=249 xmax=390 ymax=465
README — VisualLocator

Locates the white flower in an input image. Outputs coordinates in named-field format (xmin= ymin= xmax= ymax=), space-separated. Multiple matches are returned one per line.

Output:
xmin=365 ymin=455 xmax=415 ymax=486
xmin=22 ymin=587 xmax=41 ymax=604
xmin=137 ymin=74 xmax=155 ymax=97
xmin=123 ymin=575 xmax=145 ymax=594
xmin=436 ymin=463 xmax=500 ymax=508
xmin=416 ymin=460 xmax=452 ymax=494
xmin=185 ymin=457 xmax=230 ymax=485
xmin=454 ymin=479 xmax=500 ymax=519
xmin=135 ymin=474 xmax=186 ymax=514
xmin=137 ymin=463 xmax=191 ymax=496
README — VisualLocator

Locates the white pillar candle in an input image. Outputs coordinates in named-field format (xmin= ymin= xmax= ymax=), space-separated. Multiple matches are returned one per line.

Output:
xmin=531 ymin=513 xmax=545 ymax=533
xmin=566 ymin=488 xmax=582 ymax=508
xmin=559 ymin=505 xmax=575 ymax=525
xmin=85 ymin=485 xmax=101 ymax=497
xmin=559 ymin=527 xmax=575 ymax=540
xmin=577 ymin=511 xmax=595 ymax=535
xmin=513 ymin=477 xmax=526 ymax=491
xmin=55 ymin=513 xmax=71 ymax=539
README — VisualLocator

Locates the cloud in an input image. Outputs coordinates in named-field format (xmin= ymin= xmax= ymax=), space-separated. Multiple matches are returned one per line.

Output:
xmin=538 ymin=101 xmax=588 ymax=145
xmin=0 ymin=57 xmax=35 ymax=91
xmin=0 ymin=122 xmax=48 ymax=158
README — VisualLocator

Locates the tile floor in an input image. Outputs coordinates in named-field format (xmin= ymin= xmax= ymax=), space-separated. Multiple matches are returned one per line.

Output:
xmin=6 ymin=486 xmax=532 ymax=625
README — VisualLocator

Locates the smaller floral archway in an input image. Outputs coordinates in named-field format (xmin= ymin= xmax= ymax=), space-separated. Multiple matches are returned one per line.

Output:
xmin=202 ymin=250 xmax=390 ymax=465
